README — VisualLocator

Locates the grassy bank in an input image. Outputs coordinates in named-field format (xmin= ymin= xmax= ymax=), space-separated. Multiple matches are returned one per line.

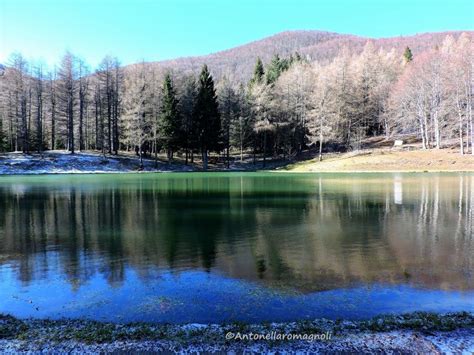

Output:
xmin=283 ymin=148 xmax=474 ymax=173
xmin=0 ymin=312 xmax=473 ymax=352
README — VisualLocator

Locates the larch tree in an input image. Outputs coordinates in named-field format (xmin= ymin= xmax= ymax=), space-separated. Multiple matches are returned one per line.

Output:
xmin=96 ymin=56 xmax=122 ymax=154
xmin=33 ymin=63 xmax=44 ymax=153
xmin=249 ymin=81 xmax=274 ymax=167
xmin=48 ymin=70 xmax=57 ymax=150
xmin=218 ymin=75 xmax=240 ymax=167
xmin=327 ymin=48 xmax=356 ymax=148
xmin=455 ymin=33 xmax=473 ymax=155
xmin=57 ymin=51 xmax=77 ymax=153
xmin=97 ymin=57 xmax=114 ymax=154
xmin=307 ymin=64 xmax=334 ymax=161
xmin=122 ymin=63 xmax=152 ymax=168
xmin=231 ymin=84 xmax=253 ymax=162
xmin=7 ymin=53 xmax=29 ymax=152
xmin=273 ymin=61 xmax=313 ymax=155
xmin=78 ymin=59 xmax=89 ymax=151
xmin=112 ymin=58 xmax=122 ymax=155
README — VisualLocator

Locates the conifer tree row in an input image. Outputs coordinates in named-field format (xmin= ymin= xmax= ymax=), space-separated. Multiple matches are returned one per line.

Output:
xmin=0 ymin=33 xmax=472 ymax=168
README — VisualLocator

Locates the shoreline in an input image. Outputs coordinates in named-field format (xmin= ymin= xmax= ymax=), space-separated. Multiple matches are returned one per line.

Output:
xmin=1 ymin=149 xmax=474 ymax=175
xmin=2 ymin=170 xmax=474 ymax=176
xmin=0 ymin=312 xmax=473 ymax=352
xmin=275 ymin=169 xmax=474 ymax=174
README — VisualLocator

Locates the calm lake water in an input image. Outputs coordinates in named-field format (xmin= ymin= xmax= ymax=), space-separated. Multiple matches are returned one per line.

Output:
xmin=0 ymin=172 xmax=473 ymax=323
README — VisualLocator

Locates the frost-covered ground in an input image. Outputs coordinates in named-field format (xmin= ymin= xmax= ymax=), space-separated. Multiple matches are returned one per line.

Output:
xmin=0 ymin=312 xmax=472 ymax=353
xmin=0 ymin=151 xmax=290 ymax=174
xmin=0 ymin=151 xmax=194 ymax=174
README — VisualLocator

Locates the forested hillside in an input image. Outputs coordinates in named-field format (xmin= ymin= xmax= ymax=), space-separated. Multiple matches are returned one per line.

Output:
xmin=0 ymin=30 xmax=472 ymax=170
xmin=151 ymin=30 xmax=469 ymax=81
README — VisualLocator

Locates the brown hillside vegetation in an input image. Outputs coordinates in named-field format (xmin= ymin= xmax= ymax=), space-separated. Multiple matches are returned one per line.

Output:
xmin=138 ymin=30 xmax=472 ymax=81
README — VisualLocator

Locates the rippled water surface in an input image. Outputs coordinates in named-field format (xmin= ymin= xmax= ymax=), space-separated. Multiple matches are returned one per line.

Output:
xmin=0 ymin=172 xmax=473 ymax=323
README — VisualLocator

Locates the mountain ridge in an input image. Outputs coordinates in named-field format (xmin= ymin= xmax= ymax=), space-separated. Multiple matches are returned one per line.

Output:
xmin=128 ymin=29 xmax=472 ymax=81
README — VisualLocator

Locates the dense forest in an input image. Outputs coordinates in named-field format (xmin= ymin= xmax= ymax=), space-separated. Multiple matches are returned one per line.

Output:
xmin=0 ymin=32 xmax=472 ymax=169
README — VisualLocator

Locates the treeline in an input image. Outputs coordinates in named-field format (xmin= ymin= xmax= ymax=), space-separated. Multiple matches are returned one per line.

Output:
xmin=0 ymin=32 xmax=472 ymax=169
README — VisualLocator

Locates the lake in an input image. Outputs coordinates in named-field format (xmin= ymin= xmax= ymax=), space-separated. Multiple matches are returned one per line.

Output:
xmin=0 ymin=172 xmax=472 ymax=324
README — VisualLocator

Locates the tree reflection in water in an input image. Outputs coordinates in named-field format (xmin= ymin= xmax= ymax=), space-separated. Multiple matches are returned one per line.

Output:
xmin=0 ymin=173 xmax=472 ymax=292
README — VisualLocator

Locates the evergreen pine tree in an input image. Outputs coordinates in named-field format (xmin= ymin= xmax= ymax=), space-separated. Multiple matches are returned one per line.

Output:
xmin=178 ymin=75 xmax=197 ymax=165
xmin=294 ymin=51 xmax=302 ymax=62
xmin=403 ymin=46 xmax=413 ymax=63
xmin=265 ymin=54 xmax=282 ymax=84
xmin=193 ymin=65 xmax=221 ymax=170
xmin=250 ymin=57 xmax=265 ymax=86
xmin=159 ymin=73 xmax=180 ymax=161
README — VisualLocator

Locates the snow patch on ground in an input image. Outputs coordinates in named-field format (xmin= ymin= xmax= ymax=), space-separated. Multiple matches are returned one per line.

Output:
xmin=0 ymin=151 xmax=194 ymax=175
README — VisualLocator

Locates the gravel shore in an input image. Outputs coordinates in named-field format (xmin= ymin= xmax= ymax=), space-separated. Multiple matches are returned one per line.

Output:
xmin=0 ymin=312 xmax=473 ymax=353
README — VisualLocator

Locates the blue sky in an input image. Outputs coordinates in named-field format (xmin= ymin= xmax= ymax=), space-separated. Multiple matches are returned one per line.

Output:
xmin=0 ymin=0 xmax=472 ymax=67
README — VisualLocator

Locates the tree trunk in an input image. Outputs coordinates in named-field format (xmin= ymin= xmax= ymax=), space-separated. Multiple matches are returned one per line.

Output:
xmin=107 ymin=84 xmax=112 ymax=154
xmin=456 ymin=90 xmax=464 ymax=155
xmin=21 ymin=97 xmax=27 ymax=153
xmin=36 ymin=89 xmax=43 ymax=154
xmin=202 ymin=149 xmax=208 ymax=170
xmin=420 ymin=124 xmax=427 ymax=150
xmin=466 ymin=121 xmax=470 ymax=155
xmin=421 ymin=107 xmax=430 ymax=149
xmin=469 ymin=117 xmax=474 ymax=155
xmin=319 ymin=117 xmax=324 ymax=161
xmin=240 ymin=141 xmax=243 ymax=162
xmin=79 ymin=96 xmax=84 ymax=151
xmin=154 ymin=139 xmax=158 ymax=168
xmin=50 ymin=82 xmax=56 ymax=150
xmin=69 ymin=97 xmax=74 ymax=154
xmin=319 ymin=138 xmax=323 ymax=162
xmin=240 ymin=117 xmax=244 ymax=162
xmin=469 ymin=95 xmax=473 ymax=155
xmin=433 ymin=112 xmax=440 ymax=149
xmin=263 ymin=131 xmax=267 ymax=168
xmin=253 ymin=140 xmax=256 ymax=165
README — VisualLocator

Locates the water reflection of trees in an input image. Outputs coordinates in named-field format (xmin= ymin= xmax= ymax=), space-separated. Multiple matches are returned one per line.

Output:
xmin=0 ymin=174 xmax=472 ymax=291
